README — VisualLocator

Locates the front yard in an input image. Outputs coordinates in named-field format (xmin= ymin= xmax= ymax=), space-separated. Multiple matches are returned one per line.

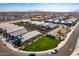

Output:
xmin=22 ymin=35 xmax=60 ymax=51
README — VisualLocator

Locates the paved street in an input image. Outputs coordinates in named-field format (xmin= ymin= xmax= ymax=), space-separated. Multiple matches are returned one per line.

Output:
xmin=0 ymin=36 xmax=28 ymax=56
xmin=0 ymin=19 xmax=31 ymax=24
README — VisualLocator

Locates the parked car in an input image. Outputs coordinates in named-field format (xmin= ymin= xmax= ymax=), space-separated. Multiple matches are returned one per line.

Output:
xmin=28 ymin=53 xmax=36 ymax=56
xmin=51 ymin=49 xmax=59 ymax=54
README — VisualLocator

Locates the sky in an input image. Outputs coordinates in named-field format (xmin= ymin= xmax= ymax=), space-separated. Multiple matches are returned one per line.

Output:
xmin=0 ymin=3 xmax=79 ymax=12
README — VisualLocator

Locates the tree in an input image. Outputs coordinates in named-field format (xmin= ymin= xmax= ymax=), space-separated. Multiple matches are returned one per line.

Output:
xmin=0 ymin=28 xmax=4 ymax=33
xmin=12 ymin=36 xmax=22 ymax=47
xmin=58 ymin=30 xmax=62 ymax=41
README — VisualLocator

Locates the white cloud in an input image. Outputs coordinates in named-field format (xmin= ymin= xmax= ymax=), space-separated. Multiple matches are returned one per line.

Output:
xmin=0 ymin=3 xmax=79 ymax=12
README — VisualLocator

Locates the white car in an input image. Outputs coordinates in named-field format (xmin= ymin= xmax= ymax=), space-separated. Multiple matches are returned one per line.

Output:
xmin=51 ymin=49 xmax=59 ymax=54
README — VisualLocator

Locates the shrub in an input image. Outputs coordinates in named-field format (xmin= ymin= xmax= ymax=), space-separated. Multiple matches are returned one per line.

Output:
xmin=0 ymin=28 xmax=4 ymax=33
xmin=47 ymin=35 xmax=55 ymax=39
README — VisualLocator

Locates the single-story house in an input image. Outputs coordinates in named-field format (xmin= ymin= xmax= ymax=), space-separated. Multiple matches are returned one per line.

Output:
xmin=47 ymin=31 xmax=58 ymax=37
xmin=41 ymin=23 xmax=57 ymax=29
xmin=21 ymin=30 xmax=41 ymax=42
xmin=0 ymin=23 xmax=25 ymax=33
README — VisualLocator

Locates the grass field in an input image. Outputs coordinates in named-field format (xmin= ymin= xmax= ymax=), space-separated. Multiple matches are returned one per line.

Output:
xmin=22 ymin=35 xmax=60 ymax=51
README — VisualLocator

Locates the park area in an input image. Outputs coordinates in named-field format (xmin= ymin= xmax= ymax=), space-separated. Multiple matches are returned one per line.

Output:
xmin=22 ymin=35 xmax=60 ymax=51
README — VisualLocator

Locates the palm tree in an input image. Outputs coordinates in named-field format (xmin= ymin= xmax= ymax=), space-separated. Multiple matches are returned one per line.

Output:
xmin=58 ymin=30 xmax=62 ymax=41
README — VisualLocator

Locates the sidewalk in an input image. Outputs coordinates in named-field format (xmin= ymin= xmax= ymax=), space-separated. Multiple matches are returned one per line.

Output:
xmin=71 ymin=37 xmax=79 ymax=56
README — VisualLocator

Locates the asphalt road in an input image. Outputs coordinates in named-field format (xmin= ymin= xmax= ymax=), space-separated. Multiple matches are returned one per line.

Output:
xmin=0 ymin=37 xmax=24 ymax=56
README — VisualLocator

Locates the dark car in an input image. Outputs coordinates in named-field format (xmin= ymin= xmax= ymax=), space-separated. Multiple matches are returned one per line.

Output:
xmin=28 ymin=53 xmax=36 ymax=56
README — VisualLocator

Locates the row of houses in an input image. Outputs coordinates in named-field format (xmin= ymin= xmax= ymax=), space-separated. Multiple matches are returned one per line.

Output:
xmin=31 ymin=21 xmax=58 ymax=30
xmin=46 ymin=17 xmax=78 ymax=26
xmin=0 ymin=16 xmax=24 ymax=21
xmin=0 ymin=23 xmax=25 ymax=33
xmin=0 ymin=23 xmax=41 ymax=46
xmin=0 ymin=14 xmax=30 ymax=21
xmin=47 ymin=30 xmax=65 ymax=41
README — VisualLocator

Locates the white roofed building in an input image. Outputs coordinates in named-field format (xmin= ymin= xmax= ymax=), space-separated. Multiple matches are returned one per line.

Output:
xmin=0 ymin=23 xmax=25 ymax=33
xmin=41 ymin=23 xmax=57 ymax=29
xmin=68 ymin=18 xmax=77 ymax=22
xmin=31 ymin=21 xmax=44 ymax=25
xmin=48 ymin=31 xmax=58 ymax=37
xmin=21 ymin=30 xmax=41 ymax=42
xmin=10 ymin=29 xmax=28 ymax=37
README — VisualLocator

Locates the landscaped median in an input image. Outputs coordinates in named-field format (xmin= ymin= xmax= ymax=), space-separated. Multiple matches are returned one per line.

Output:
xmin=22 ymin=35 xmax=61 ymax=51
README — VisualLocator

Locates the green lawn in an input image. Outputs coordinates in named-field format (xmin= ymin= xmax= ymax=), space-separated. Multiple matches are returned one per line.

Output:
xmin=22 ymin=35 xmax=60 ymax=51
